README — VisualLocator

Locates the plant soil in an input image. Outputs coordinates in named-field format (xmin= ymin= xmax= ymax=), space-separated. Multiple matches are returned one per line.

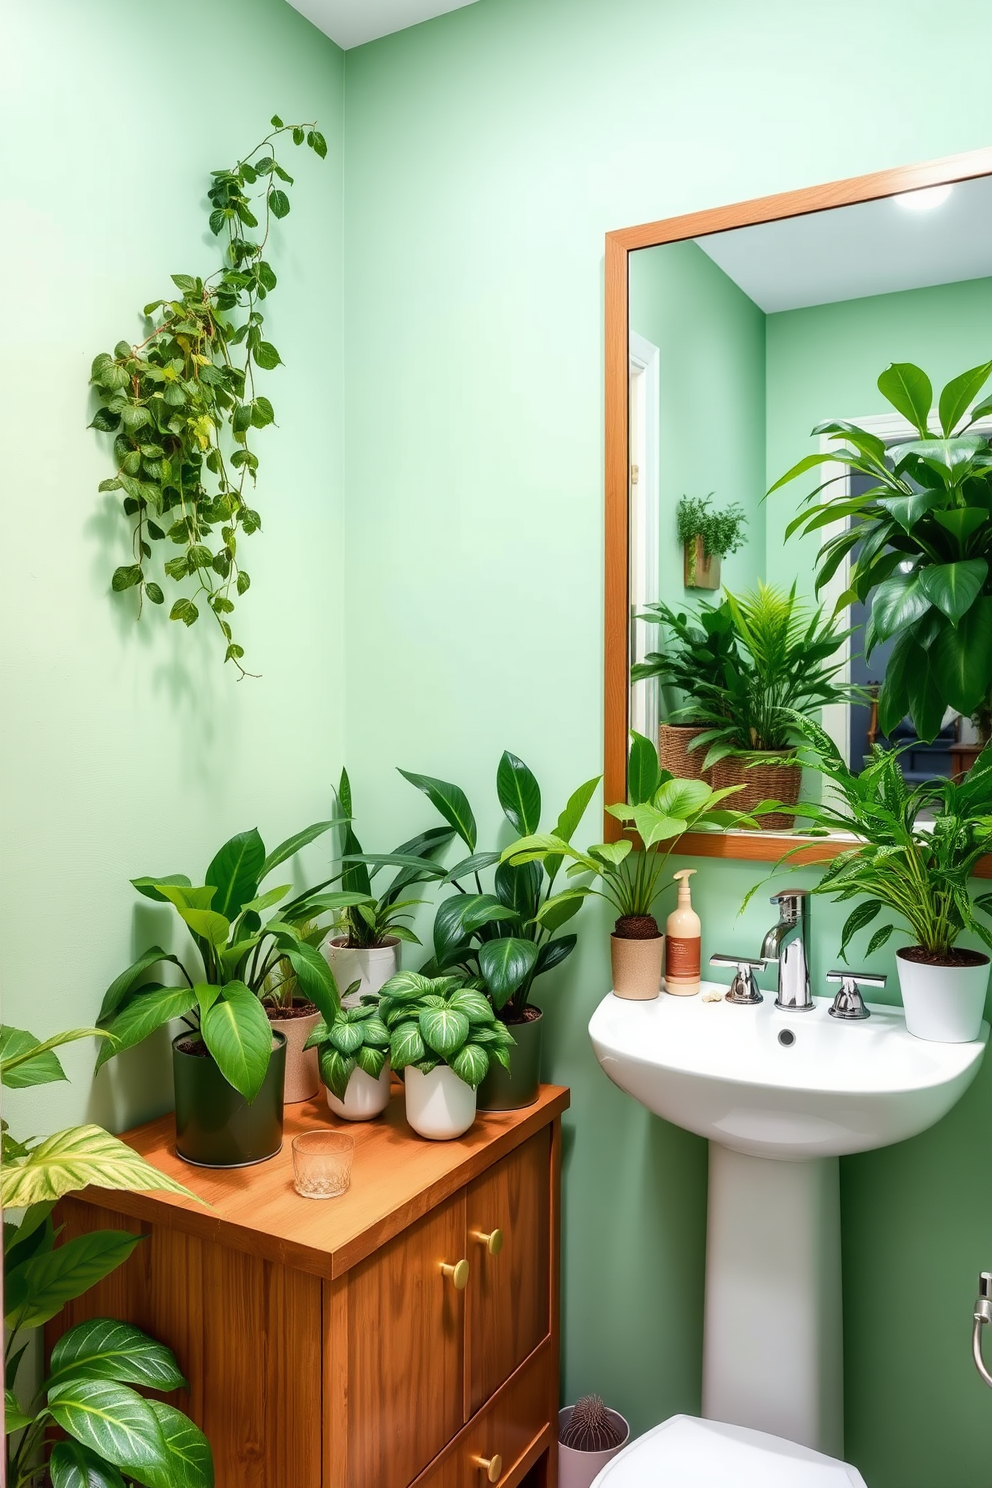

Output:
xmin=899 ymin=945 xmax=989 ymax=968
xmin=175 ymin=1036 xmax=211 ymax=1058
xmin=499 ymin=1004 xmax=542 ymax=1028
xmin=265 ymin=1000 xmax=319 ymax=1020
xmin=614 ymin=914 xmax=661 ymax=940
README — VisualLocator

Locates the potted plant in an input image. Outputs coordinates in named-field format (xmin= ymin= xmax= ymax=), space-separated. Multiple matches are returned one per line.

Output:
xmin=774 ymin=358 xmax=992 ymax=743
xmin=3 ymin=1023 xmax=212 ymax=1488
xmin=391 ymin=753 xmax=599 ymax=1110
xmin=503 ymin=732 xmax=750 ymax=999
xmin=323 ymin=767 xmax=454 ymax=1004
xmin=96 ymin=820 xmax=361 ymax=1165
xmin=659 ymin=583 xmax=853 ymax=828
xmin=376 ymin=971 xmax=514 ymax=1139
xmin=558 ymin=1394 xmax=630 ymax=1488
xmin=677 ymin=492 xmax=748 ymax=589
xmin=633 ymin=596 xmax=739 ymax=781
xmin=771 ymin=715 xmax=992 ymax=1042
xmin=306 ymin=994 xmax=394 ymax=1121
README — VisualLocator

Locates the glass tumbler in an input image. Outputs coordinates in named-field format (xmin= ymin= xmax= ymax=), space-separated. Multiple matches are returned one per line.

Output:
xmin=292 ymin=1131 xmax=355 ymax=1199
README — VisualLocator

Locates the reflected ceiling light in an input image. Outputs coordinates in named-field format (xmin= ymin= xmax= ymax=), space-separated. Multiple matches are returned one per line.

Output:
xmin=894 ymin=184 xmax=953 ymax=212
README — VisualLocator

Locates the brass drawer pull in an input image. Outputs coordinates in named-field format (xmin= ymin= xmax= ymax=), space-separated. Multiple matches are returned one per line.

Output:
xmin=440 ymin=1258 xmax=470 ymax=1290
xmin=474 ymin=1452 xmax=502 ymax=1482
xmin=473 ymin=1227 xmax=504 ymax=1257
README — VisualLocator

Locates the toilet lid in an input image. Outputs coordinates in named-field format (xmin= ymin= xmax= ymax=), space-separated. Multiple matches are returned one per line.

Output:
xmin=593 ymin=1416 xmax=868 ymax=1487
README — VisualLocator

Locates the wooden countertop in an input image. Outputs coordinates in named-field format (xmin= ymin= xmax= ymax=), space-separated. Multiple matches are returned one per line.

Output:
xmin=73 ymin=1083 xmax=569 ymax=1280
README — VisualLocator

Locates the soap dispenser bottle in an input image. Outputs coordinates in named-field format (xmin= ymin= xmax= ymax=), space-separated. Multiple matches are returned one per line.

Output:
xmin=666 ymin=868 xmax=701 ymax=995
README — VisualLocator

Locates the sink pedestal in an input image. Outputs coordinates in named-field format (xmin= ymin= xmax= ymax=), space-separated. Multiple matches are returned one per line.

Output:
xmin=703 ymin=1144 xmax=843 ymax=1457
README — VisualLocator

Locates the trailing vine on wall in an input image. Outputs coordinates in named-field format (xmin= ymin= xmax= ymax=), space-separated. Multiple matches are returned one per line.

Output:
xmin=90 ymin=115 xmax=326 ymax=675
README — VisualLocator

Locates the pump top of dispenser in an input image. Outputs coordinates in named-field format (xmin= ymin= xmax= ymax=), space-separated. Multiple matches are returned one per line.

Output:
xmin=673 ymin=868 xmax=696 ymax=900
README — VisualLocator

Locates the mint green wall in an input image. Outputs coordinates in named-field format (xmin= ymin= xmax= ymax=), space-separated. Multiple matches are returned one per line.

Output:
xmin=342 ymin=3 xmax=992 ymax=1484
xmin=0 ymin=0 xmax=345 ymax=1142
xmin=629 ymin=241 xmax=766 ymax=603
xmin=766 ymin=275 xmax=992 ymax=592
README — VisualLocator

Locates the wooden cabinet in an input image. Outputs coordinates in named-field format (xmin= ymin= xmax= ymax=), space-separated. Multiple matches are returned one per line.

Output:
xmin=51 ymin=1084 xmax=567 ymax=1488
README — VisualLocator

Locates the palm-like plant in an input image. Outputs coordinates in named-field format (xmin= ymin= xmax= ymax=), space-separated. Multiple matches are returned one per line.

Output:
xmin=773 ymin=358 xmax=992 ymax=742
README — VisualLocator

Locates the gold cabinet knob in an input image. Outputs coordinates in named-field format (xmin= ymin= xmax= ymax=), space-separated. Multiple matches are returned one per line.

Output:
xmin=440 ymin=1258 xmax=470 ymax=1290
xmin=474 ymin=1453 xmax=502 ymax=1482
xmin=473 ymin=1227 xmax=504 ymax=1257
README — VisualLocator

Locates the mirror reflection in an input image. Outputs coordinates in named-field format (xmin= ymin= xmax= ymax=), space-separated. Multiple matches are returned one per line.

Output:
xmin=628 ymin=176 xmax=992 ymax=830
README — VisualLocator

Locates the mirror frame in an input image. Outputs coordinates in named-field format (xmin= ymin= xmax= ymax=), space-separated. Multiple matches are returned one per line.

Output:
xmin=604 ymin=143 xmax=992 ymax=873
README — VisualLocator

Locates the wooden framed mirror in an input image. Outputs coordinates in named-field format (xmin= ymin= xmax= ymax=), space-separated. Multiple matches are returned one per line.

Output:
xmin=604 ymin=145 xmax=992 ymax=871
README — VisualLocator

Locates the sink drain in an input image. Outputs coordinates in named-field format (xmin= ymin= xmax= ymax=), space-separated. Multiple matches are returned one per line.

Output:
xmin=778 ymin=1029 xmax=796 ymax=1047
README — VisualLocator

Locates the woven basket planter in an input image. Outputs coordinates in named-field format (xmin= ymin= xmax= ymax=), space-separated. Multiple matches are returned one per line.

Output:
xmin=711 ymin=752 xmax=801 ymax=830
xmin=659 ymin=724 xmax=712 ymax=783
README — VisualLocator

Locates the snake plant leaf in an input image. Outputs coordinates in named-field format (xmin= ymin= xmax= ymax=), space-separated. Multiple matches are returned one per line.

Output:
xmin=478 ymin=938 xmax=539 ymax=1011
xmin=144 ymin=1399 xmax=214 ymax=1488
xmin=47 ymin=1378 xmax=169 ymax=1478
xmin=917 ymin=558 xmax=988 ymax=623
xmin=49 ymin=1439 xmax=128 ymax=1488
xmin=205 ymin=829 xmax=265 ymax=919
xmin=5 ymin=1230 xmax=143 ymax=1331
xmin=398 ymin=768 xmax=477 ymax=851
xmin=96 ymin=988 xmax=197 ymax=1071
xmin=0 ymin=1125 xmax=200 ymax=1210
xmin=877 ymin=361 xmax=933 ymax=437
xmin=496 ymin=751 xmax=542 ymax=834
xmin=48 ymin=1318 xmax=186 ymax=1392
xmin=449 ymin=1042 xmax=489 ymax=1089
xmin=201 ymin=983 xmax=271 ymax=1101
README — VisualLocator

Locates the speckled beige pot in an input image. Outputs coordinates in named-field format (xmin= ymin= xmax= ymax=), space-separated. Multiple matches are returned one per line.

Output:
xmin=610 ymin=935 xmax=663 ymax=1000
xmin=266 ymin=1006 xmax=321 ymax=1103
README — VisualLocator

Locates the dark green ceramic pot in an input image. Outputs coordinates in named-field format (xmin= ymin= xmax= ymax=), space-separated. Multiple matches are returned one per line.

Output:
xmin=477 ymin=1008 xmax=543 ymax=1112
xmin=172 ymin=1031 xmax=286 ymax=1168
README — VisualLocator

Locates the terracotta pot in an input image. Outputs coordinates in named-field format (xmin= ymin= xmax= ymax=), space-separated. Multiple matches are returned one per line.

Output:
xmin=558 ymin=1406 xmax=630 ymax=1488
xmin=710 ymin=751 xmax=801 ymax=830
xmin=658 ymin=724 xmax=712 ymax=783
xmin=896 ymin=948 xmax=990 ymax=1043
xmin=266 ymin=1003 xmax=321 ymax=1103
xmin=325 ymin=1061 xmax=392 ymax=1120
xmin=683 ymin=536 xmax=720 ymax=590
xmin=610 ymin=935 xmax=663 ymax=1000
xmin=404 ymin=1064 xmax=476 ymax=1140
xmin=324 ymin=937 xmax=400 ymax=1006
xmin=477 ymin=1008 xmax=542 ymax=1111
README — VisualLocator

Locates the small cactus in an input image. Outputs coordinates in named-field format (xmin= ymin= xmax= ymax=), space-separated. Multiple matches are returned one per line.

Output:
xmin=559 ymin=1395 xmax=625 ymax=1452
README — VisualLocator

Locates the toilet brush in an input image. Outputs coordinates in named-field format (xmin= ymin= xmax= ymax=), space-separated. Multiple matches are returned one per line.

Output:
xmin=558 ymin=1396 xmax=629 ymax=1488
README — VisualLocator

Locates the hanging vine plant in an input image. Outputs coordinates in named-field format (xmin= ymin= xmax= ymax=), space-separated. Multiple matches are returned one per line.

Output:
xmin=90 ymin=114 xmax=327 ymax=675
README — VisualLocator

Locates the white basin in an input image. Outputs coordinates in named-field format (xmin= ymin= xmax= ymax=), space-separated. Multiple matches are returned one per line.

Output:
xmin=588 ymin=983 xmax=988 ymax=1159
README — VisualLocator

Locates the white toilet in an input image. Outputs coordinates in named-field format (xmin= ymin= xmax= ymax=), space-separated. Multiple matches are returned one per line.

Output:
xmin=593 ymin=1415 xmax=868 ymax=1487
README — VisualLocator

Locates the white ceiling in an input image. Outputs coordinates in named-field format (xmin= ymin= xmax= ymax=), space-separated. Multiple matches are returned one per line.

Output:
xmin=694 ymin=174 xmax=992 ymax=313
xmin=286 ymin=0 xmax=479 ymax=49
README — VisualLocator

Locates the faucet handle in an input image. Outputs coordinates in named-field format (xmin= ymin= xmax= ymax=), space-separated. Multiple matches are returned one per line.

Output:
xmin=710 ymin=953 xmax=764 ymax=1005
xmin=826 ymin=969 xmax=885 ymax=1021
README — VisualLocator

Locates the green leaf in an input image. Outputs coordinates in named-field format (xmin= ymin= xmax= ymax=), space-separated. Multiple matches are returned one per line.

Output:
xmin=389 ymin=1020 xmax=426 ymax=1070
xmin=205 ymin=829 xmax=265 ymax=919
xmin=318 ymin=1045 xmax=356 ymax=1101
xmin=328 ymin=1019 xmax=364 ymax=1056
xmin=270 ymin=113 xmax=284 ymax=127
xmin=177 ymin=907 xmax=231 ymax=948
xmin=145 ymin=582 xmax=164 ymax=605
xmin=50 ymin=1440 xmax=128 ymax=1488
xmin=99 ymin=945 xmax=184 ymax=1021
xmin=478 ymin=938 xmax=539 ymax=1011
xmin=169 ymin=597 xmax=199 ymax=627
xmin=111 ymin=565 xmax=142 ymax=593
xmin=446 ymin=989 xmax=494 ymax=1023
xmin=865 ymin=924 xmax=895 ymax=958
xmin=916 ymin=559 xmax=988 ymax=623
xmin=932 ymin=507 xmax=988 ymax=548
xmin=496 ymin=751 xmax=542 ymax=834
xmin=280 ymin=941 xmax=340 ymax=1025
xmin=0 ymin=1124 xmax=200 ymax=1210
xmin=5 ymin=1230 xmax=142 ymax=1331
xmin=269 ymin=188 xmax=290 ymax=218
xmin=907 ymin=640 xmax=947 ymax=743
xmin=47 ymin=1379 xmax=169 ymax=1479
xmin=48 ymin=1318 xmax=186 ymax=1392
xmin=938 ymin=360 xmax=992 ymax=435
xmin=96 ymin=987 xmax=197 ymax=1070
xmin=449 ymin=1042 xmax=488 ymax=1089
xmin=627 ymin=730 xmax=660 ymax=806
xmin=253 ymin=341 xmax=282 ymax=370
xmin=4 ymin=1388 xmax=34 ymax=1433
xmin=442 ymin=852 xmax=501 ymax=884
xmin=533 ymin=888 xmax=591 ymax=933
xmin=310 ymin=130 xmax=328 ymax=159
xmin=932 ymin=597 xmax=992 ymax=714
xmin=419 ymin=1007 xmax=470 ymax=1057
xmin=1 ymin=1026 xmax=69 ymax=1087
xmin=877 ymin=361 xmax=933 ymax=436
xmin=398 ymin=768 xmax=477 ymax=850
xmin=870 ymin=571 xmax=930 ymax=645
xmin=355 ymin=1044 xmax=387 ymax=1080
xmin=838 ymin=900 xmax=882 ymax=961
xmin=144 ymin=1400 xmax=213 ymax=1488
xmin=201 ymin=983 xmax=272 ymax=1101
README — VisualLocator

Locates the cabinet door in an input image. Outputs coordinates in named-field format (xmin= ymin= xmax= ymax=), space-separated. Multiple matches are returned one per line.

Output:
xmin=465 ymin=1130 xmax=551 ymax=1414
xmin=341 ymin=1189 xmax=467 ymax=1488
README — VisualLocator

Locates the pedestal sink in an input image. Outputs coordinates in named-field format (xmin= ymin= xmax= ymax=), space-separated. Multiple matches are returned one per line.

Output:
xmin=589 ymin=984 xmax=988 ymax=1456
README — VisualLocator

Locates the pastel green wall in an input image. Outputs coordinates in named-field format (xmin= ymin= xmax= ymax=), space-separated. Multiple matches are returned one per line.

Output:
xmin=0 ymin=0 xmax=345 ymax=1138
xmin=629 ymin=241 xmax=766 ymax=603
xmin=342 ymin=3 xmax=992 ymax=1484
xmin=766 ymin=275 xmax=992 ymax=592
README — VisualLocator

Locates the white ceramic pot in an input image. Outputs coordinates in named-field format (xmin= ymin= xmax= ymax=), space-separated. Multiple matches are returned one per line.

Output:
xmin=266 ymin=1006 xmax=321 ymax=1103
xmin=557 ymin=1407 xmax=630 ymax=1488
xmin=896 ymin=948 xmax=990 ymax=1043
xmin=325 ymin=1062 xmax=392 ymax=1121
xmin=324 ymin=937 xmax=400 ymax=1006
xmin=404 ymin=1064 xmax=476 ymax=1140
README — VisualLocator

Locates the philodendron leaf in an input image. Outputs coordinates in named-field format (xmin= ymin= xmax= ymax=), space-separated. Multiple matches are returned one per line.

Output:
xmin=144 ymin=1399 xmax=213 ymax=1488
xmin=496 ymin=751 xmax=542 ymax=834
xmin=201 ymin=982 xmax=272 ymax=1101
xmin=49 ymin=1439 xmax=128 ymax=1488
xmin=5 ymin=1230 xmax=143 ymax=1331
xmin=0 ymin=1125 xmax=201 ymax=1210
xmin=398 ymin=768 xmax=477 ymax=851
xmin=478 ymin=938 xmax=539 ymax=1011
xmin=938 ymin=359 xmax=992 ymax=435
xmin=96 ymin=987 xmax=197 ymax=1070
xmin=419 ymin=1007 xmax=470 ymax=1058
xmin=870 ymin=571 xmax=931 ymax=645
xmin=916 ymin=559 xmax=988 ymax=624
xmin=47 ymin=1378 xmax=169 ymax=1479
xmin=449 ymin=1042 xmax=489 ymax=1089
xmin=205 ymin=828 xmax=266 ymax=919
xmin=877 ymin=361 xmax=933 ymax=436
xmin=48 ymin=1318 xmax=186 ymax=1392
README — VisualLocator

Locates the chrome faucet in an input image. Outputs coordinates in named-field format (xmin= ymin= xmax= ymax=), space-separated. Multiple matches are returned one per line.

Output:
xmin=760 ymin=890 xmax=813 ymax=1012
